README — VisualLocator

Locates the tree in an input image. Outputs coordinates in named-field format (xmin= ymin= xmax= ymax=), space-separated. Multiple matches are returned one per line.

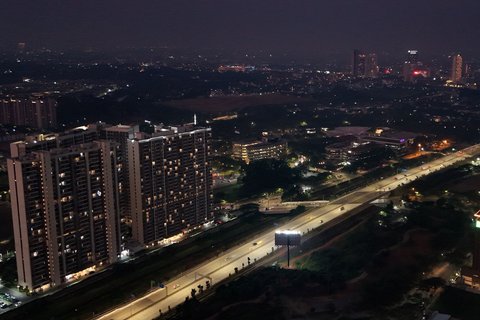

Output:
xmin=419 ymin=277 xmax=446 ymax=290
xmin=241 ymin=159 xmax=300 ymax=196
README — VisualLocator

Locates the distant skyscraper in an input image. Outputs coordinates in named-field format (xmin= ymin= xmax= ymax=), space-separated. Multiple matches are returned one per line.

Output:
xmin=352 ymin=50 xmax=378 ymax=78
xmin=451 ymin=54 xmax=463 ymax=83
xmin=128 ymin=124 xmax=213 ymax=246
xmin=402 ymin=50 xmax=430 ymax=82
xmin=364 ymin=53 xmax=379 ymax=78
xmin=7 ymin=122 xmax=215 ymax=290
xmin=407 ymin=50 xmax=419 ymax=64
xmin=102 ymin=125 xmax=138 ymax=223
xmin=17 ymin=42 xmax=26 ymax=53
xmin=352 ymin=49 xmax=367 ymax=77
xmin=403 ymin=50 xmax=418 ymax=82
xmin=8 ymin=141 xmax=121 ymax=291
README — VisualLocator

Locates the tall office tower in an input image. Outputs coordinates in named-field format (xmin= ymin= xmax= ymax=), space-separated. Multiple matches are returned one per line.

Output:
xmin=0 ymin=96 xmax=57 ymax=129
xmin=8 ymin=141 xmax=121 ymax=291
xmin=364 ymin=53 xmax=379 ymax=78
xmin=406 ymin=50 xmax=419 ymax=64
xmin=128 ymin=124 xmax=213 ymax=246
xmin=450 ymin=53 xmax=463 ymax=83
xmin=352 ymin=49 xmax=367 ymax=77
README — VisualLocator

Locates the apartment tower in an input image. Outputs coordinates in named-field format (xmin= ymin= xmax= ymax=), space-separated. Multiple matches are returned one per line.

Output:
xmin=128 ymin=124 xmax=213 ymax=246
xmin=8 ymin=141 xmax=121 ymax=291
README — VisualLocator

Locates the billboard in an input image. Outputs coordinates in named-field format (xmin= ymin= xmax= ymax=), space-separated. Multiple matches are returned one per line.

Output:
xmin=275 ymin=230 xmax=301 ymax=246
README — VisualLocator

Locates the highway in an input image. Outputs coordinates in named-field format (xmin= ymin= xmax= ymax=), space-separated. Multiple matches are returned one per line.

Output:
xmin=96 ymin=144 xmax=480 ymax=320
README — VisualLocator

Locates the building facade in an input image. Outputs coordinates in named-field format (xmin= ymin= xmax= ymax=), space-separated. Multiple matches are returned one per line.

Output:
xmin=128 ymin=124 xmax=213 ymax=246
xmin=7 ymin=122 xmax=214 ymax=289
xmin=352 ymin=50 xmax=379 ymax=78
xmin=352 ymin=49 xmax=367 ymax=78
xmin=8 ymin=141 xmax=121 ymax=291
xmin=451 ymin=54 xmax=463 ymax=83
xmin=0 ymin=96 xmax=57 ymax=129
xmin=232 ymin=139 xmax=287 ymax=164
xmin=102 ymin=125 xmax=138 ymax=223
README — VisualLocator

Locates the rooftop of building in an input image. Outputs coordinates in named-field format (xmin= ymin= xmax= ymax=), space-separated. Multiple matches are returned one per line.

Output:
xmin=134 ymin=123 xmax=210 ymax=142
xmin=324 ymin=126 xmax=370 ymax=137
xmin=15 ymin=141 xmax=112 ymax=160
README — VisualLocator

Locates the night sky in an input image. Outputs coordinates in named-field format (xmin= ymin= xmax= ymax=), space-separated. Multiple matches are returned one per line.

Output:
xmin=2 ymin=0 xmax=480 ymax=56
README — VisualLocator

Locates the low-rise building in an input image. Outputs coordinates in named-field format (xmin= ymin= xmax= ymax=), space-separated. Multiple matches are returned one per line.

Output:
xmin=232 ymin=138 xmax=287 ymax=164
xmin=0 ymin=96 xmax=57 ymax=129
xmin=325 ymin=141 xmax=384 ymax=165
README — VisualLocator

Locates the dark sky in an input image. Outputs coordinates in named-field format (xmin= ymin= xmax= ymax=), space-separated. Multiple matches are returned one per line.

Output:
xmin=2 ymin=0 xmax=480 ymax=56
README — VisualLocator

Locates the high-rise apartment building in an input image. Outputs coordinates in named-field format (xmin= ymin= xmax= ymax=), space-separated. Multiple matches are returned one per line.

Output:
xmin=8 ymin=141 xmax=121 ymax=291
xmin=451 ymin=53 xmax=463 ymax=83
xmin=406 ymin=50 xmax=419 ymax=64
xmin=9 ymin=123 xmax=135 ymax=224
xmin=402 ymin=50 xmax=430 ymax=82
xmin=128 ymin=124 xmax=213 ymax=246
xmin=7 ymin=122 xmax=214 ymax=290
xmin=352 ymin=49 xmax=367 ymax=77
xmin=102 ymin=125 xmax=138 ymax=222
xmin=352 ymin=50 xmax=378 ymax=78
xmin=0 ymin=96 xmax=57 ymax=129
xmin=403 ymin=50 xmax=419 ymax=82
xmin=364 ymin=53 xmax=379 ymax=78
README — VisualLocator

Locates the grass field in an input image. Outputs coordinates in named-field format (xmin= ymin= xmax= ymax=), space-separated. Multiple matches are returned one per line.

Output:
xmin=163 ymin=94 xmax=312 ymax=113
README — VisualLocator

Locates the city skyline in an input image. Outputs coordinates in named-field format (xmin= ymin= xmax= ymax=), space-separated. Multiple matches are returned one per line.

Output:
xmin=2 ymin=2 xmax=480 ymax=319
xmin=2 ymin=1 xmax=480 ymax=58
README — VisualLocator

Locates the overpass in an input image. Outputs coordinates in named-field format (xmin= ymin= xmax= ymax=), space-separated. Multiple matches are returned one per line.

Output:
xmin=279 ymin=200 xmax=330 ymax=207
